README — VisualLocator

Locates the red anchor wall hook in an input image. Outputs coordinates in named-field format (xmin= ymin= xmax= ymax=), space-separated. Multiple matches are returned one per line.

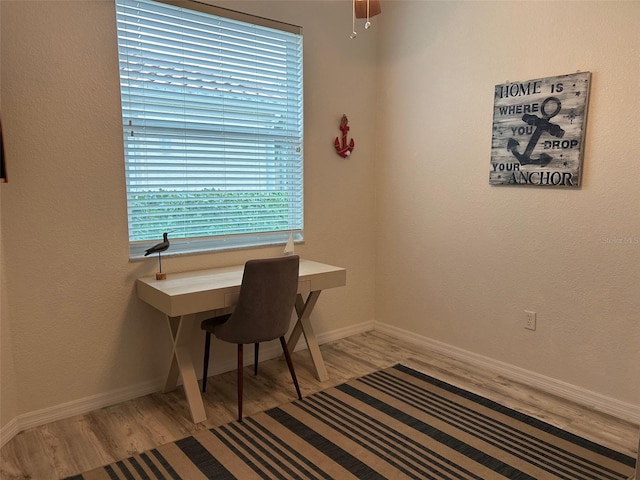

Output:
xmin=334 ymin=114 xmax=355 ymax=158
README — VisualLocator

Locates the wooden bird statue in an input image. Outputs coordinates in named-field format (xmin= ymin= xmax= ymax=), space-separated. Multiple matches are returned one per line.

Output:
xmin=145 ymin=232 xmax=171 ymax=257
xmin=145 ymin=232 xmax=172 ymax=279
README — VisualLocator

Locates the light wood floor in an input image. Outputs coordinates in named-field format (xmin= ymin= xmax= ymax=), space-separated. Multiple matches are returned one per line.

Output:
xmin=1 ymin=331 xmax=638 ymax=479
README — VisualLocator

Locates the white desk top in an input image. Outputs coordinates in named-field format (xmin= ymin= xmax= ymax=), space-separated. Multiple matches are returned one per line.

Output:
xmin=136 ymin=259 xmax=346 ymax=317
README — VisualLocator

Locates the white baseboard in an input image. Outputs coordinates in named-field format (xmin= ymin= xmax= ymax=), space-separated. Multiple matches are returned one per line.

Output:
xmin=0 ymin=378 xmax=166 ymax=448
xmin=0 ymin=417 xmax=19 ymax=449
xmin=0 ymin=377 xmax=166 ymax=448
xmin=202 ymin=320 xmax=375 ymax=375
xmin=312 ymin=320 xmax=376 ymax=346
xmin=16 ymin=378 xmax=166 ymax=433
xmin=3 ymin=319 xmax=637 ymax=451
xmin=0 ymin=320 xmax=376 ymax=448
xmin=375 ymin=322 xmax=640 ymax=426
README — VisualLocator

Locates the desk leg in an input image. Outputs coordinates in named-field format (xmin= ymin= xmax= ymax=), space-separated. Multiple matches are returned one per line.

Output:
xmin=162 ymin=315 xmax=207 ymax=423
xmin=288 ymin=291 xmax=328 ymax=382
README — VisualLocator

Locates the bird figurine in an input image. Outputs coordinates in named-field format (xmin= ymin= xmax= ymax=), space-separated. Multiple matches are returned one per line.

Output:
xmin=145 ymin=232 xmax=172 ymax=279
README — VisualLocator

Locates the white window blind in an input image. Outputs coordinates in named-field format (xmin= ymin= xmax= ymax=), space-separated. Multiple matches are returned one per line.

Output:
xmin=115 ymin=0 xmax=304 ymax=257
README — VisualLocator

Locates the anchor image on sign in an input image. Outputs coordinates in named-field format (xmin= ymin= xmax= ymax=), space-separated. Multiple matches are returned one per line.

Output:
xmin=507 ymin=96 xmax=565 ymax=167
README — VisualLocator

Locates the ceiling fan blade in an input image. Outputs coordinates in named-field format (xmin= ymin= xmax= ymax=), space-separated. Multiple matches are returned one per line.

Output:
xmin=355 ymin=0 xmax=381 ymax=19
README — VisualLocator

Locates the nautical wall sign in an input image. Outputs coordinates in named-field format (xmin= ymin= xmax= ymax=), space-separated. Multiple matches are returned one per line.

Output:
xmin=490 ymin=72 xmax=591 ymax=187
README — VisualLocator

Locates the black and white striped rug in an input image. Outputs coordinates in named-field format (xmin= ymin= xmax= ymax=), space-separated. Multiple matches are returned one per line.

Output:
xmin=69 ymin=364 xmax=636 ymax=479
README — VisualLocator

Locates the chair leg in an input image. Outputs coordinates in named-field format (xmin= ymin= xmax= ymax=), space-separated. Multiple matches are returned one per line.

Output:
xmin=237 ymin=344 xmax=244 ymax=422
xmin=254 ymin=343 xmax=259 ymax=376
xmin=202 ymin=332 xmax=211 ymax=393
xmin=280 ymin=337 xmax=302 ymax=400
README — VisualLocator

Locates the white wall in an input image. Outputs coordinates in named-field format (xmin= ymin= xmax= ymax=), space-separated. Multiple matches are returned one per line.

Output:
xmin=376 ymin=1 xmax=640 ymax=406
xmin=0 ymin=1 xmax=19 ymax=441
xmin=2 ymin=0 xmax=639 ymax=443
xmin=0 ymin=0 xmax=377 ymax=428
xmin=1 ymin=183 xmax=19 ymax=441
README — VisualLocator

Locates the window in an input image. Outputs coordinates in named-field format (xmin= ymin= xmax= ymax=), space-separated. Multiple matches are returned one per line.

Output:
xmin=115 ymin=0 xmax=303 ymax=257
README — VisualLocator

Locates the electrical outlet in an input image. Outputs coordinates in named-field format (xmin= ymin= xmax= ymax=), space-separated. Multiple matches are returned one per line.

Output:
xmin=525 ymin=310 xmax=536 ymax=331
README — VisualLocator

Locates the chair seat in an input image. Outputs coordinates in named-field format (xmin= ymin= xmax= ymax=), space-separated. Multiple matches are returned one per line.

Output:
xmin=201 ymin=314 xmax=231 ymax=332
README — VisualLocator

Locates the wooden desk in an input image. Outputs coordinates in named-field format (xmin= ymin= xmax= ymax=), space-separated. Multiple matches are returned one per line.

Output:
xmin=136 ymin=259 xmax=346 ymax=423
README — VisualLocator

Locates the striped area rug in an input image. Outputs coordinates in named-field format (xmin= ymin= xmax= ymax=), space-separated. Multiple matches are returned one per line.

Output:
xmin=69 ymin=364 xmax=636 ymax=479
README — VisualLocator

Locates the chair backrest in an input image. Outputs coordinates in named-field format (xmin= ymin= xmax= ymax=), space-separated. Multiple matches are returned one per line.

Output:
xmin=214 ymin=255 xmax=300 ymax=344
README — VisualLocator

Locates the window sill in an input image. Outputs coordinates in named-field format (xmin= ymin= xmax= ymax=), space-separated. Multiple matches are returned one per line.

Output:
xmin=129 ymin=231 xmax=303 ymax=261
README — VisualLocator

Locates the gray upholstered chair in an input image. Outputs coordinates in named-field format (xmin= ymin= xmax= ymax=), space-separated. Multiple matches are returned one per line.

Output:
xmin=201 ymin=255 xmax=302 ymax=421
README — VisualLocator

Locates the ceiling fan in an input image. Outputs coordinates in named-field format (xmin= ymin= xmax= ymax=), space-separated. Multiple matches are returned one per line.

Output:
xmin=350 ymin=0 xmax=381 ymax=38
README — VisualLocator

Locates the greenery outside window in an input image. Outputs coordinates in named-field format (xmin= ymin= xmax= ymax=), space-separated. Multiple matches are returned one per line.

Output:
xmin=115 ymin=0 xmax=304 ymax=258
